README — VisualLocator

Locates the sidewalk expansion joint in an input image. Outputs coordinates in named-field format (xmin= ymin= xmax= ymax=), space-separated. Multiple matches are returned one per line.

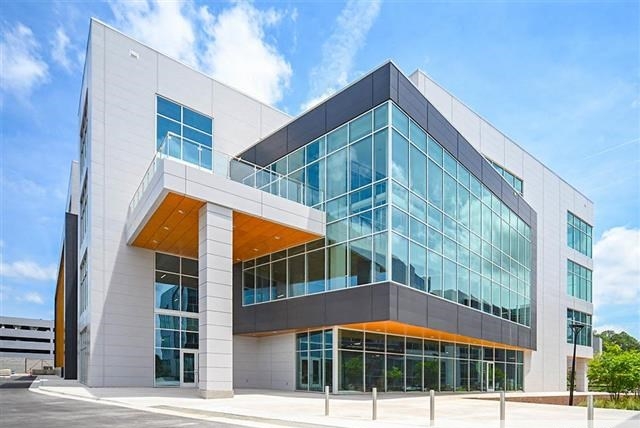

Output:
xmin=153 ymin=405 xmax=340 ymax=428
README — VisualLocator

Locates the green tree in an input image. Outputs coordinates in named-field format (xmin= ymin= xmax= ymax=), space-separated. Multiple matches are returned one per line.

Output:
xmin=596 ymin=330 xmax=640 ymax=352
xmin=587 ymin=343 xmax=640 ymax=400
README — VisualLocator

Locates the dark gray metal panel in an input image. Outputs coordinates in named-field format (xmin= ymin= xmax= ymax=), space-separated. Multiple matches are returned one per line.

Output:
xmin=457 ymin=306 xmax=483 ymax=339
xmin=530 ymin=308 xmax=537 ymax=349
xmin=388 ymin=283 xmax=399 ymax=321
xmin=288 ymin=295 xmax=325 ymax=328
xmin=481 ymin=162 xmax=503 ymax=195
xmin=518 ymin=197 xmax=533 ymax=225
xmin=326 ymin=74 xmax=373 ymax=132
xmin=427 ymin=102 xmax=457 ymax=157
xmin=371 ymin=283 xmax=391 ymax=321
xmin=235 ymin=304 xmax=256 ymax=333
xmin=501 ymin=322 xmax=518 ymax=346
xmin=241 ymin=146 xmax=256 ymax=164
xmin=254 ymin=300 xmax=288 ymax=332
xmin=63 ymin=212 xmax=78 ymax=379
xmin=394 ymin=285 xmax=428 ymax=326
xmin=255 ymin=127 xmax=287 ymax=167
xmin=500 ymin=181 xmax=520 ymax=215
xmin=457 ymin=135 xmax=483 ymax=180
xmin=397 ymin=74 xmax=428 ymax=131
xmin=287 ymin=105 xmax=326 ymax=154
xmin=372 ymin=63 xmax=392 ymax=107
xmin=481 ymin=313 xmax=502 ymax=343
xmin=389 ymin=63 xmax=399 ymax=103
xmin=324 ymin=286 xmax=374 ymax=325
xmin=517 ymin=325 xmax=531 ymax=349
xmin=426 ymin=295 xmax=458 ymax=333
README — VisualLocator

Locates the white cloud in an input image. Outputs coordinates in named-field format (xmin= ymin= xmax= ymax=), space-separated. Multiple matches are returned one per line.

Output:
xmin=51 ymin=27 xmax=75 ymax=71
xmin=108 ymin=0 xmax=292 ymax=105
xmin=0 ymin=22 xmax=49 ymax=96
xmin=199 ymin=1 xmax=292 ymax=104
xmin=110 ymin=0 xmax=199 ymax=68
xmin=17 ymin=292 xmax=45 ymax=305
xmin=0 ymin=260 xmax=57 ymax=281
xmin=301 ymin=0 xmax=381 ymax=111
xmin=593 ymin=227 xmax=640 ymax=307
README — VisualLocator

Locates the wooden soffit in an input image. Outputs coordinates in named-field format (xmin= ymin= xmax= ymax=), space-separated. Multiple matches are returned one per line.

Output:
xmin=232 ymin=211 xmax=321 ymax=261
xmin=131 ymin=192 xmax=323 ymax=261
xmin=131 ymin=193 xmax=203 ymax=259
xmin=341 ymin=320 xmax=526 ymax=350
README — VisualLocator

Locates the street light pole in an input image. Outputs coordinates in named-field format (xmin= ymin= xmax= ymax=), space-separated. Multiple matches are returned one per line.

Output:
xmin=569 ymin=323 xmax=585 ymax=406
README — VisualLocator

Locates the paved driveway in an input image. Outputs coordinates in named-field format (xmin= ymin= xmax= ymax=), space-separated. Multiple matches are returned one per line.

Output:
xmin=0 ymin=377 xmax=244 ymax=428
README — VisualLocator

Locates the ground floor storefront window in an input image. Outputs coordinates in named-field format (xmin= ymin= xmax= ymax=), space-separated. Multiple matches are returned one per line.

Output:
xmin=296 ymin=328 xmax=524 ymax=392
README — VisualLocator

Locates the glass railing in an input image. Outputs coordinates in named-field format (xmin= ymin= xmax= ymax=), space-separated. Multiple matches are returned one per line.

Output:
xmin=159 ymin=133 xmax=212 ymax=170
xmin=129 ymin=133 xmax=322 ymax=213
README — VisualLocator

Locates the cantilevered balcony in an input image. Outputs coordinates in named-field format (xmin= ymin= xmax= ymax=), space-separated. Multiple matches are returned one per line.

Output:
xmin=126 ymin=133 xmax=325 ymax=260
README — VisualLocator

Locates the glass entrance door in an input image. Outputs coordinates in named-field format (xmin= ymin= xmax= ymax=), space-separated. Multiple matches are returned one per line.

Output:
xmin=180 ymin=350 xmax=198 ymax=387
xmin=310 ymin=357 xmax=322 ymax=391
xmin=484 ymin=361 xmax=494 ymax=392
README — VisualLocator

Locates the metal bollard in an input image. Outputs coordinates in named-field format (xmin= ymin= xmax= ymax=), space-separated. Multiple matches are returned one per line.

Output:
xmin=587 ymin=394 xmax=594 ymax=428
xmin=325 ymin=385 xmax=330 ymax=416
xmin=429 ymin=389 xmax=435 ymax=426
xmin=500 ymin=391 xmax=506 ymax=428
xmin=372 ymin=387 xmax=378 ymax=420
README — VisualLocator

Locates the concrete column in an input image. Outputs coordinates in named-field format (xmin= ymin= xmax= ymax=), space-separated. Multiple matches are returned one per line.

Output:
xmin=198 ymin=203 xmax=234 ymax=398
xmin=575 ymin=358 xmax=588 ymax=392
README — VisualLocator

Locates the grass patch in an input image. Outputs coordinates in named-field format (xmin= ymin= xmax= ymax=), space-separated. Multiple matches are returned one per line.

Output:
xmin=581 ymin=396 xmax=640 ymax=411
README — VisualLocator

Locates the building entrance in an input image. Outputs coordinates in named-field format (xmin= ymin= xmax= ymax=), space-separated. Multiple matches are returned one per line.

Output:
xmin=180 ymin=350 xmax=198 ymax=387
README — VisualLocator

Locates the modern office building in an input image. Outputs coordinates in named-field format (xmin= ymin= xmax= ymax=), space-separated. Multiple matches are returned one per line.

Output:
xmin=55 ymin=19 xmax=594 ymax=397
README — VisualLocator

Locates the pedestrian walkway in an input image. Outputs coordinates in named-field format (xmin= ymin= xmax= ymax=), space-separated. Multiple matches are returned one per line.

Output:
xmin=31 ymin=377 xmax=639 ymax=428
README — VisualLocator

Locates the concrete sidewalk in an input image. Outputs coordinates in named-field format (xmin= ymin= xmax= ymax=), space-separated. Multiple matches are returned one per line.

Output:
xmin=31 ymin=377 xmax=640 ymax=428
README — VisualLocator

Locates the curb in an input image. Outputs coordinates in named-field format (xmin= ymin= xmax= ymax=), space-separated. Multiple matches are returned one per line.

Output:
xmin=30 ymin=387 xmax=342 ymax=428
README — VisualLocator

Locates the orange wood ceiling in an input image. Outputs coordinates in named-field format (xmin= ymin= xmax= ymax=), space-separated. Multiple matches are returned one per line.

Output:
xmin=241 ymin=321 xmax=526 ymax=350
xmin=132 ymin=193 xmax=203 ymax=259
xmin=340 ymin=320 xmax=525 ymax=350
xmin=131 ymin=192 xmax=323 ymax=261
xmin=232 ymin=211 xmax=321 ymax=261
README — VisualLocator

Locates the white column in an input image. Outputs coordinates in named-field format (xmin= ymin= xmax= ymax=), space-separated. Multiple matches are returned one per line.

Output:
xmin=198 ymin=203 xmax=234 ymax=398
xmin=332 ymin=326 xmax=339 ymax=394
xmin=575 ymin=358 xmax=588 ymax=392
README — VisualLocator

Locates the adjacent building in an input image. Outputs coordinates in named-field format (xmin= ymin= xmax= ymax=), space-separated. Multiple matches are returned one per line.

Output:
xmin=55 ymin=19 xmax=594 ymax=397
xmin=0 ymin=316 xmax=54 ymax=373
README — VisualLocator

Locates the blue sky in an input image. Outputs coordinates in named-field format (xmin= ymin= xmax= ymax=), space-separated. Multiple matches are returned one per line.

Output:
xmin=1 ymin=1 xmax=638 ymax=337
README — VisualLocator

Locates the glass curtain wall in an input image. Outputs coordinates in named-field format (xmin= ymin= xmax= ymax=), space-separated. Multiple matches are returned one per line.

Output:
xmin=154 ymin=252 xmax=199 ymax=386
xmin=331 ymin=329 xmax=523 ymax=392
xmin=242 ymin=101 xmax=533 ymax=329
xmin=242 ymin=103 xmax=390 ymax=304
xmin=389 ymin=104 xmax=532 ymax=327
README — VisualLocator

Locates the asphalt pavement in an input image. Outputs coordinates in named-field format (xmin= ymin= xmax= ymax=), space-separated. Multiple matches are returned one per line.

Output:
xmin=0 ymin=376 xmax=244 ymax=428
